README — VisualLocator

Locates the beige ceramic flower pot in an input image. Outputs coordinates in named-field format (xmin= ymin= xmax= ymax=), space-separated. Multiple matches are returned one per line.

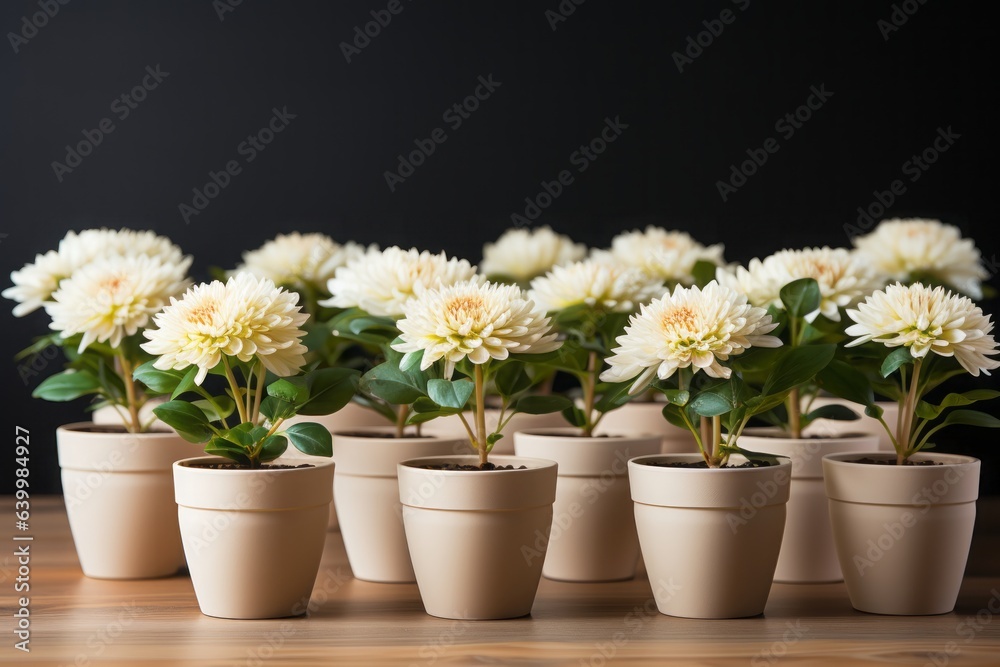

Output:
xmin=593 ymin=402 xmax=697 ymax=453
xmin=805 ymin=396 xmax=897 ymax=451
xmin=738 ymin=432 xmax=878 ymax=583
xmin=629 ymin=453 xmax=792 ymax=619
xmin=332 ymin=429 xmax=464 ymax=582
xmin=397 ymin=455 xmax=557 ymax=620
xmin=91 ymin=397 xmax=167 ymax=427
xmin=513 ymin=429 xmax=661 ymax=582
xmin=823 ymin=451 xmax=980 ymax=615
xmin=419 ymin=409 xmax=567 ymax=455
xmin=280 ymin=402 xmax=392 ymax=530
xmin=173 ymin=457 xmax=334 ymax=619
xmin=57 ymin=423 xmax=190 ymax=579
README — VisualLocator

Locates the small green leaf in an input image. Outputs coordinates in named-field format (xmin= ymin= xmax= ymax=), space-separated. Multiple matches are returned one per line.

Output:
xmin=494 ymin=361 xmax=533 ymax=397
xmin=881 ymin=348 xmax=914 ymax=378
xmin=297 ymin=368 xmax=360 ymax=416
xmin=427 ymin=378 xmax=475 ymax=410
xmin=779 ymin=278 xmax=821 ymax=320
xmin=360 ymin=362 xmax=427 ymax=405
xmin=691 ymin=260 xmax=718 ymax=288
xmin=267 ymin=377 xmax=310 ymax=405
xmin=515 ymin=395 xmax=574 ymax=415
xmin=914 ymin=390 xmax=1000 ymax=420
xmin=562 ymin=405 xmax=587 ymax=427
xmin=285 ymin=422 xmax=332 ymax=457
xmin=816 ymin=360 xmax=875 ymax=409
xmin=153 ymin=400 xmax=214 ymax=443
xmin=594 ymin=381 xmax=634 ymax=413
xmin=259 ymin=434 xmax=288 ymax=461
xmin=132 ymin=362 xmax=185 ymax=395
xmin=260 ymin=396 xmax=297 ymax=421
xmin=32 ymin=371 xmax=102 ymax=401
xmin=171 ymin=366 xmax=200 ymax=400
xmin=192 ymin=397 xmax=235 ymax=422
xmin=805 ymin=404 xmax=860 ymax=422
xmin=761 ymin=344 xmax=835 ymax=397
xmin=486 ymin=432 xmax=504 ymax=445
xmin=937 ymin=409 xmax=1000 ymax=429
xmin=663 ymin=389 xmax=690 ymax=406
xmin=689 ymin=392 xmax=733 ymax=417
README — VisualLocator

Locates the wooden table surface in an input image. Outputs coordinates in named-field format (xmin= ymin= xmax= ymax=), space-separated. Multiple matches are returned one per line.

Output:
xmin=3 ymin=496 xmax=1000 ymax=666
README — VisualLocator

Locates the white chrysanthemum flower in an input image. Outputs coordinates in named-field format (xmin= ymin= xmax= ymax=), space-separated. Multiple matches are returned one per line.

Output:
xmin=480 ymin=226 xmax=586 ymax=282
xmin=142 ymin=273 xmax=309 ymax=384
xmin=600 ymin=281 xmax=781 ymax=394
xmin=234 ymin=232 xmax=370 ymax=294
xmin=529 ymin=259 xmax=665 ymax=314
xmin=321 ymin=246 xmax=478 ymax=318
xmin=392 ymin=280 xmax=561 ymax=379
xmin=47 ymin=255 xmax=191 ymax=353
xmin=3 ymin=227 xmax=187 ymax=316
xmin=593 ymin=226 xmax=724 ymax=285
xmin=716 ymin=247 xmax=882 ymax=323
xmin=853 ymin=219 xmax=988 ymax=299
xmin=845 ymin=282 xmax=999 ymax=377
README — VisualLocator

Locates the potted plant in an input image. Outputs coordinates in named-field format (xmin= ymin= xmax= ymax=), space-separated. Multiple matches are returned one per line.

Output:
xmin=141 ymin=272 xmax=359 ymax=619
xmin=820 ymin=282 xmax=999 ymax=615
xmin=588 ymin=226 xmax=724 ymax=449
xmin=717 ymin=247 xmax=883 ymax=583
xmin=511 ymin=258 xmax=664 ymax=582
xmin=602 ymin=280 xmax=826 ymax=618
xmin=230 ymin=232 xmax=384 ymax=531
xmin=4 ymin=228 xmax=192 ymax=579
xmin=389 ymin=278 xmax=571 ymax=619
xmin=308 ymin=246 xmax=479 ymax=581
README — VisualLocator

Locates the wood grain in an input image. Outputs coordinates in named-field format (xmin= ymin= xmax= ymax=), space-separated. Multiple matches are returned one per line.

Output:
xmin=3 ymin=496 xmax=999 ymax=665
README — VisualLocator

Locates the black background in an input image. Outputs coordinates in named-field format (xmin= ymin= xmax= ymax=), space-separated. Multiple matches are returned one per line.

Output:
xmin=1 ymin=0 xmax=998 ymax=495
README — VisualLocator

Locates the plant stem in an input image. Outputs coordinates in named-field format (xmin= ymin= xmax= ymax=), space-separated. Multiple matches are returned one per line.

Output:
xmin=712 ymin=415 xmax=721 ymax=460
xmin=222 ymin=357 xmax=249 ymax=424
xmin=787 ymin=386 xmax=801 ymax=439
xmin=582 ymin=351 xmax=597 ymax=437
xmin=475 ymin=364 xmax=487 ymax=466
xmin=395 ymin=404 xmax=408 ymax=439
xmin=117 ymin=353 xmax=141 ymax=434
xmin=700 ymin=416 xmax=712 ymax=466
xmin=251 ymin=362 xmax=265 ymax=424
xmin=897 ymin=358 xmax=923 ymax=465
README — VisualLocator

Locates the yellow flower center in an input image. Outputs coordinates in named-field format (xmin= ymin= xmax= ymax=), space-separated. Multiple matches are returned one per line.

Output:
xmin=187 ymin=301 xmax=218 ymax=326
xmin=661 ymin=305 xmax=697 ymax=330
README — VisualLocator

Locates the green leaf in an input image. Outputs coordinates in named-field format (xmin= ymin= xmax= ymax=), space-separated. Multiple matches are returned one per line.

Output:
xmin=761 ymin=344 xmax=835 ymax=397
xmin=267 ymin=377 xmax=310 ymax=405
xmin=689 ymin=376 xmax=751 ymax=417
xmin=204 ymin=436 xmax=251 ymax=466
xmin=562 ymin=405 xmax=587 ymax=427
xmin=661 ymin=404 xmax=692 ymax=431
xmin=486 ymin=432 xmax=505 ymax=446
xmin=594 ymin=381 xmax=634 ymax=413
xmin=914 ymin=390 xmax=1000 ymax=420
xmin=192 ymin=397 xmax=235 ymax=422
xmin=881 ymin=348 xmax=914 ymax=378
xmin=153 ymin=400 xmax=215 ymax=443
xmin=260 ymin=396 xmax=297 ymax=421
xmin=663 ymin=389 xmax=690 ymax=407
xmin=348 ymin=316 xmax=398 ymax=336
xmin=515 ymin=395 xmax=574 ymax=415
xmin=132 ymin=362 xmax=185 ymax=395
xmin=360 ymin=362 xmax=427 ymax=405
xmin=779 ymin=278 xmax=821 ymax=320
xmin=494 ymin=361 xmax=533 ymax=397
xmin=32 ymin=371 xmax=102 ymax=401
xmin=285 ymin=422 xmax=332 ymax=457
xmin=804 ymin=404 xmax=860 ymax=422
xmin=815 ymin=360 xmax=875 ymax=409
xmin=691 ymin=260 xmax=718 ymax=289
xmin=259 ymin=435 xmax=288 ymax=461
xmin=171 ymin=366 xmax=200 ymax=399
xmin=297 ymin=368 xmax=360 ymax=416
xmin=937 ymin=409 xmax=1000 ymax=429
xmin=427 ymin=378 xmax=475 ymax=410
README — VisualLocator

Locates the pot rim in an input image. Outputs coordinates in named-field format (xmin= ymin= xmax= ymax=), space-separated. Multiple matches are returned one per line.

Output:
xmin=514 ymin=427 xmax=663 ymax=441
xmin=628 ymin=452 xmax=792 ymax=472
xmin=174 ymin=455 xmax=335 ymax=472
xmin=823 ymin=451 xmax=980 ymax=466
xmin=56 ymin=421 xmax=176 ymax=437
xmin=398 ymin=454 xmax=557 ymax=473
